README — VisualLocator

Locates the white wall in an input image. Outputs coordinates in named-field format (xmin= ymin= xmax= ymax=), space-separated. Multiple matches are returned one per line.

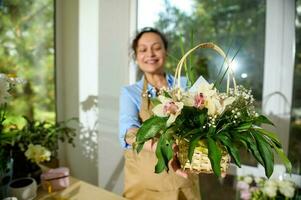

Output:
xmin=56 ymin=0 xmax=99 ymax=185
xmin=98 ymin=0 xmax=136 ymax=194
xmin=262 ymin=0 xmax=295 ymax=154
xmin=56 ymin=0 xmax=137 ymax=193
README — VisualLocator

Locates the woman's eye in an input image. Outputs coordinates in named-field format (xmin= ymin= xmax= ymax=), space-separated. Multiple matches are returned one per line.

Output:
xmin=138 ymin=49 xmax=146 ymax=53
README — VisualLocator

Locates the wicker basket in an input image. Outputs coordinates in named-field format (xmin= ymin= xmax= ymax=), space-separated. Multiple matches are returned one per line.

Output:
xmin=177 ymin=139 xmax=230 ymax=174
xmin=173 ymin=43 xmax=234 ymax=174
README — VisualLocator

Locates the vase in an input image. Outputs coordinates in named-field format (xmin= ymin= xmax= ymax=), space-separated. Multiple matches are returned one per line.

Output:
xmin=0 ymin=158 xmax=13 ymax=199
xmin=8 ymin=177 xmax=37 ymax=200
xmin=11 ymin=149 xmax=42 ymax=184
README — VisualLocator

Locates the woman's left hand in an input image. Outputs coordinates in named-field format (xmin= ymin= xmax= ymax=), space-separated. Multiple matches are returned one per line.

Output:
xmin=170 ymin=144 xmax=188 ymax=178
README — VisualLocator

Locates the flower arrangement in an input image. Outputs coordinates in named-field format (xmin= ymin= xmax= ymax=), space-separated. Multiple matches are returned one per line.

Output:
xmin=237 ymin=175 xmax=297 ymax=200
xmin=135 ymin=43 xmax=291 ymax=177
xmin=0 ymin=73 xmax=77 ymax=174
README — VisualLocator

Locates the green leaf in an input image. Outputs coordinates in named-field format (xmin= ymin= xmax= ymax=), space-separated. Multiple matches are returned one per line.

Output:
xmin=150 ymin=98 xmax=161 ymax=107
xmin=216 ymin=123 xmax=232 ymax=134
xmin=234 ymin=133 xmax=264 ymax=165
xmin=154 ymin=135 xmax=174 ymax=173
xmin=198 ymin=112 xmax=207 ymax=125
xmin=217 ymin=134 xmax=241 ymax=167
xmin=208 ymin=126 xmax=216 ymax=136
xmin=254 ymin=115 xmax=274 ymax=126
xmin=182 ymin=128 xmax=201 ymax=139
xmin=269 ymin=141 xmax=292 ymax=174
xmin=188 ymin=135 xmax=202 ymax=162
xmin=235 ymin=122 xmax=252 ymax=132
xmin=162 ymin=90 xmax=172 ymax=98
xmin=254 ymin=128 xmax=281 ymax=148
xmin=207 ymin=137 xmax=222 ymax=177
xmin=252 ymin=132 xmax=274 ymax=178
xmin=155 ymin=137 xmax=167 ymax=173
xmin=136 ymin=116 xmax=167 ymax=153
xmin=161 ymin=137 xmax=174 ymax=172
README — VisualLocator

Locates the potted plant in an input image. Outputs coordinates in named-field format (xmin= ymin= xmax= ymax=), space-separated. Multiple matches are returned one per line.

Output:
xmin=0 ymin=73 xmax=77 ymax=183
xmin=9 ymin=116 xmax=77 ymax=180
xmin=135 ymin=43 xmax=291 ymax=178
xmin=0 ymin=73 xmax=24 ymax=199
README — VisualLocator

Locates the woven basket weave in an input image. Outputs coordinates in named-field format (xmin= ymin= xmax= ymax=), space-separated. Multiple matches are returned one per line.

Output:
xmin=177 ymin=139 xmax=230 ymax=174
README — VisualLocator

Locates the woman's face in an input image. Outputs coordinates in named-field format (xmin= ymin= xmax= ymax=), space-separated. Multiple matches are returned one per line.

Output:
xmin=136 ymin=32 xmax=167 ymax=74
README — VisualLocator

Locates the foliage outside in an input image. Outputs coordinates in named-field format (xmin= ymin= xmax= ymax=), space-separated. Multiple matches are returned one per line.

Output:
xmin=0 ymin=0 xmax=55 ymax=124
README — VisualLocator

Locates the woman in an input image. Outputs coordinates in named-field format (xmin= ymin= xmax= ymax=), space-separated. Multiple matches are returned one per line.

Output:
xmin=119 ymin=27 xmax=200 ymax=200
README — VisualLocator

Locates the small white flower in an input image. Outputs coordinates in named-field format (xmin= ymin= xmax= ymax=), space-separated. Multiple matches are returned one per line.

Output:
xmin=262 ymin=180 xmax=277 ymax=198
xmin=278 ymin=180 xmax=295 ymax=198
xmin=254 ymin=177 xmax=264 ymax=184
xmin=243 ymin=176 xmax=253 ymax=184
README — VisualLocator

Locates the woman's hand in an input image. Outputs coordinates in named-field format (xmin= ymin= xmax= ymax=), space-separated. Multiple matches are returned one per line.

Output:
xmin=170 ymin=144 xmax=188 ymax=178
xmin=125 ymin=128 xmax=157 ymax=152
xmin=125 ymin=128 xmax=138 ymax=145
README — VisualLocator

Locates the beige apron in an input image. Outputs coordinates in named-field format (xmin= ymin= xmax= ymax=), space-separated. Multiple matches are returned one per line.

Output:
xmin=123 ymin=79 xmax=201 ymax=200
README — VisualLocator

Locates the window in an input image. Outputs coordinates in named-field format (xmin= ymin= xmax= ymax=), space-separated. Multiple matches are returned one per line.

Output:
xmin=0 ymin=0 xmax=55 ymax=123
xmin=288 ymin=0 xmax=301 ymax=174
xmin=138 ymin=0 xmax=266 ymax=167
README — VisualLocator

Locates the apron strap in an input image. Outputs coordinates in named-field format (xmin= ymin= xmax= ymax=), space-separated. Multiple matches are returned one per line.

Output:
xmin=139 ymin=77 xmax=153 ymax=122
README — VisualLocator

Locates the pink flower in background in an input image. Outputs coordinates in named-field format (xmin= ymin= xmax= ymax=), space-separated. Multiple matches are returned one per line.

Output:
xmin=240 ymin=189 xmax=251 ymax=200
xmin=194 ymin=93 xmax=205 ymax=108
xmin=237 ymin=181 xmax=250 ymax=190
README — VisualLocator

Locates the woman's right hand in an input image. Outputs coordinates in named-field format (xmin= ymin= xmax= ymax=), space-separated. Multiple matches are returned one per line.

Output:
xmin=170 ymin=144 xmax=188 ymax=178
xmin=125 ymin=128 xmax=157 ymax=152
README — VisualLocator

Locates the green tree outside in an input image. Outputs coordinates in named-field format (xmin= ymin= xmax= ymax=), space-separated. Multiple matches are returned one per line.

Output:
xmin=0 ymin=0 xmax=55 ymax=125
xmin=154 ymin=0 xmax=265 ymax=102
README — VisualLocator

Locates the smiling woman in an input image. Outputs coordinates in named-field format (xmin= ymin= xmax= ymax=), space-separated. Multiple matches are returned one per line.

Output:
xmin=119 ymin=27 xmax=201 ymax=200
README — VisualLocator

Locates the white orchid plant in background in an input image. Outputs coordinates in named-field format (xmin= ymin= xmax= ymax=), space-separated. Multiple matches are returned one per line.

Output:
xmin=0 ymin=73 xmax=25 ymax=172
xmin=237 ymin=175 xmax=298 ymax=200
xmin=134 ymin=43 xmax=292 ymax=178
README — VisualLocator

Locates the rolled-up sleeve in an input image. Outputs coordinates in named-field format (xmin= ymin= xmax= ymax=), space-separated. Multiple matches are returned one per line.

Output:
xmin=119 ymin=87 xmax=141 ymax=148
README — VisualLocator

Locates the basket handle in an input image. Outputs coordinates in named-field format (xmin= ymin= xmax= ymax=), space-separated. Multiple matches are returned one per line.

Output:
xmin=174 ymin=42 xmax=237 ymax=93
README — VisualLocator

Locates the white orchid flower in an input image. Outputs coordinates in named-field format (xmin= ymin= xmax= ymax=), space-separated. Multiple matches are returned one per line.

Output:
xmin=198 ymin=82 xmax=217 ymax=98
xmin=152 ymin=95 xmax=184 ymax=127
xmin=219 ymin=96 xmax=236 ymax=113
xmin=196 ymin=80 xmax=235 ymax=116
xmin=181 ymin=92 xmax=195 ymax=107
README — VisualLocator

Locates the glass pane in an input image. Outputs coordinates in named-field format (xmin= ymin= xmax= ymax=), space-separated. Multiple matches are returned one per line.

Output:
xmin=0 ymin=0 xmax=55 ymax=123
xmin=138 ymin=0 xmax=266 ymax=166
xmin=288 ymin=0 xmax=301 ymax=175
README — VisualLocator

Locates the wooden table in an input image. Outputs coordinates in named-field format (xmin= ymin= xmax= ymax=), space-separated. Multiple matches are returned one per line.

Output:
xmin=36 ymin=177 xmax=126 ymax=200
